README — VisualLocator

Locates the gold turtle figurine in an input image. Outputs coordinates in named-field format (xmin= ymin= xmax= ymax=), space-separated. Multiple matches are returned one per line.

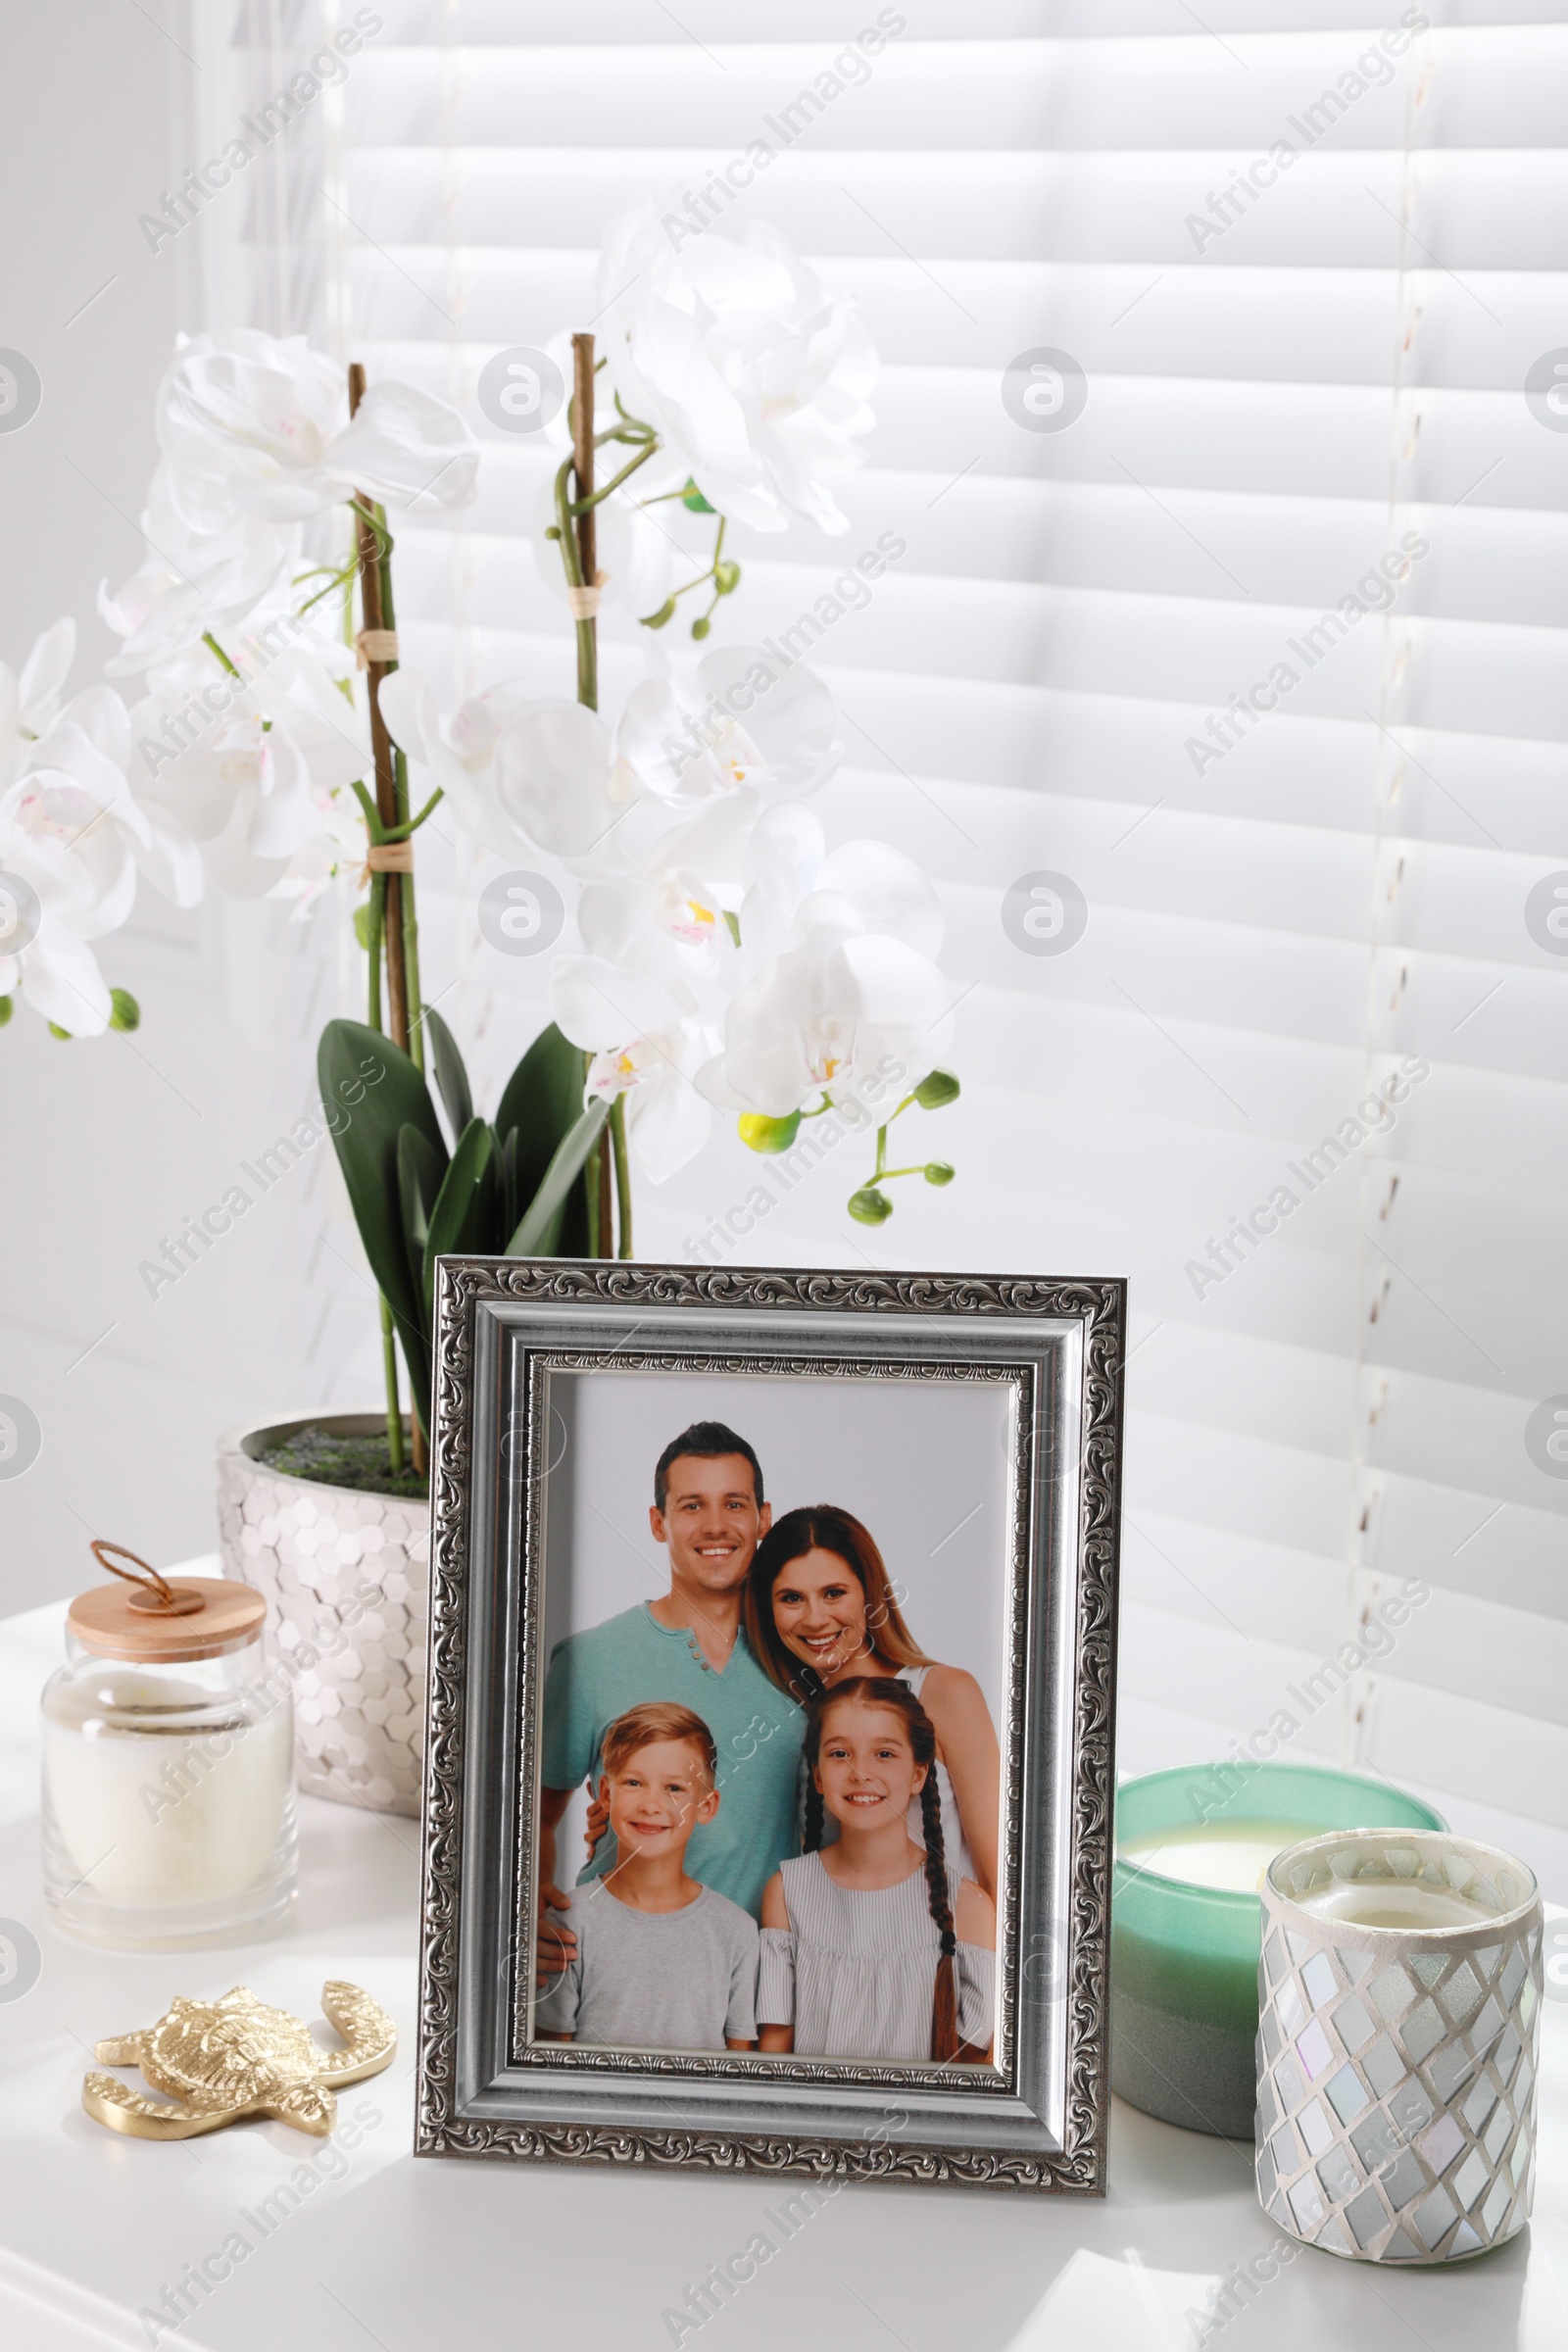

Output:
xmin=82 ymin=1981 xmax=396 ymax=2140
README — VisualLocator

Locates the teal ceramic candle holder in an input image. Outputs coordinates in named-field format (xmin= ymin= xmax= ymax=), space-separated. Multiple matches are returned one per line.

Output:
xmin=1112 ymin=1761 xmax=1446 ymax=2138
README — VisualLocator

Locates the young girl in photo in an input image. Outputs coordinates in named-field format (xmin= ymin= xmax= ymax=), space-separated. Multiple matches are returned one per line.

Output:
xmin=745 ymin=1504 xmax=1002 ymax=1902
xmin=757 ymin=1678 xmax=995 ymax=2064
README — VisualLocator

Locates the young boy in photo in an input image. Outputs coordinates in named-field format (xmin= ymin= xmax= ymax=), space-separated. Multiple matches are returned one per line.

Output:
xmin=534 ymin=1702 xmax=760 ymax=2053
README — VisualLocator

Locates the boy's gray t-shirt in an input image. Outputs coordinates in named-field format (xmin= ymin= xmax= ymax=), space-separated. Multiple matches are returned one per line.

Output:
xmin=535 ymin=1881 xmax=759 ymax=2050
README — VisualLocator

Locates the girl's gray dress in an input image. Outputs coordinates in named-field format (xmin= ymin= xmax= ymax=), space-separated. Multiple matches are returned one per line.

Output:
xmin=758 ymin=1851 xmax=995 ymax=2062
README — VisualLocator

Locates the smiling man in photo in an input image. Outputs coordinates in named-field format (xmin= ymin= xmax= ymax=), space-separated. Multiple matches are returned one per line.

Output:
xmin=538 ymin=1421 xmax=807 ymax=1956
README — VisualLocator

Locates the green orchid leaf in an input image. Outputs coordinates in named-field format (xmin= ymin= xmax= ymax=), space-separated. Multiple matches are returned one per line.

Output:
xmin=423 ymin=1003 xmax=473 ymax=1142
xmin=506 ymin=1098 xmax=610 ymax=1257
xmin=397 ymin=1123 xmax=445 ymax=1294
xmin=422 ymin=1116 xmax=499 ymax=1323
xmin=500 ymin=1125 xmax=520 ymax=1238
xmin=318 ymin=1018 xmax=448 ymax=1425
xmin=495 ymin=1021 xmax=592 ymax=1256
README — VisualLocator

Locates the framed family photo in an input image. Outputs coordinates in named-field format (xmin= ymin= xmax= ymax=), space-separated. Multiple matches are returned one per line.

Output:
xmin=415 ymin=1262 xmax=1124 ymax=2193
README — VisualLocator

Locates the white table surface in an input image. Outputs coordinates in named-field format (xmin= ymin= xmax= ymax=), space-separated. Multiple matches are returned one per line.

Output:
xmin=2 ymin=1594 xmax=1565 ymax=2352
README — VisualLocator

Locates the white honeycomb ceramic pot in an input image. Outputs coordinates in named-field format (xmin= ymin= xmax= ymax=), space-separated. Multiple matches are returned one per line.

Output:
xmin=217 ymin=1414 xmax=429 ymax=1819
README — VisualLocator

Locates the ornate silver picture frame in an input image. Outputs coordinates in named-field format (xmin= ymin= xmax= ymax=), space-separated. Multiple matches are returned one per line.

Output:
xmin=416 ymin=1261 xmax=1123 ymax=2192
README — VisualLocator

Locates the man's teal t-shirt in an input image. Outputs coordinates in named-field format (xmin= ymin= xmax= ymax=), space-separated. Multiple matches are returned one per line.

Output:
xmin=540 ymin=1603 xmax=805 ymax=1921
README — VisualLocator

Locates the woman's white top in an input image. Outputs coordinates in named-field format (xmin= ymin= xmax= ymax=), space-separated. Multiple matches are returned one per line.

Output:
xmin=758 ymin=1851 xmax=995 ymax=2063
xmin=896 ymin=1663 xmax=976 ymax=1887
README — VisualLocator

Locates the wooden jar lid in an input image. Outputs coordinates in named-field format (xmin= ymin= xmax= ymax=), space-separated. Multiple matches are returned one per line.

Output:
xmin=69 ymin=1578 xmax=267 ymax=1663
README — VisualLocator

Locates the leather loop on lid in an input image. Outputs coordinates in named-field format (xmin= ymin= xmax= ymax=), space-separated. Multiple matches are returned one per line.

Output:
xmin=73 ymin=1544 xmax=267 ymax=1661
xmin=90 ymin=1541 xmax=206 ymax=1616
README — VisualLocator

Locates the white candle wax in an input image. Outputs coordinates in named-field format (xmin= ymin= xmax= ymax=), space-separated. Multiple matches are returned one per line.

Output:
xmin=1119 ymin=1819 xmax=1316 ymax=1895
xmin=1293 ymin=1880 xmax=1494 ymax=1932
xmin=44 ymin=1677 xmax=292 ymax=1907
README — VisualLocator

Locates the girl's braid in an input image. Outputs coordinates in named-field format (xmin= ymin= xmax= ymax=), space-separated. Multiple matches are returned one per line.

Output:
xmin=919 ymin=1765 xmax=960 ymax=2062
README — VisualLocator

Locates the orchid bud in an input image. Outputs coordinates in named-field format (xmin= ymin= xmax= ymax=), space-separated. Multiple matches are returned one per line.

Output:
xmin=739 ymin=1111 xmax=801 ymax=1155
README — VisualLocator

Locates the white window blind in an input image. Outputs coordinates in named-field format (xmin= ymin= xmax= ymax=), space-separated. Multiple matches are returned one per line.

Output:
xmin=220 ymin=0 xmax=1568 ymax=1894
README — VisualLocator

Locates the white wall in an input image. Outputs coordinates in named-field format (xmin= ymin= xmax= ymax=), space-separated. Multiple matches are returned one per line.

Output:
xmin=0 ymin=7 xmax=379 ymax=1614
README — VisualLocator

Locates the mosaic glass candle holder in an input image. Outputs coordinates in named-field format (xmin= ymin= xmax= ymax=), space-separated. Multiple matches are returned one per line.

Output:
xmin=1256 ymin=1827 xmax=1543 ymax=2264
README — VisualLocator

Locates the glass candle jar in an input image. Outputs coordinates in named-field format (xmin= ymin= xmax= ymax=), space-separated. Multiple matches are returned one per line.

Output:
xmin=1257 ymin=1828 xmax=1542 ymax=2263
xmin=1112 ymin=1762 xmax=1446 ymax=2138
xmin=42 ymin=1554 xmax=297 ymax=1950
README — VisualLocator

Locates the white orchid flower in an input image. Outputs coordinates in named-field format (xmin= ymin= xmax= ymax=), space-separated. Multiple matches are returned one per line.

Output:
xmin=100 ymin=462 xmax=300 ymax=677
xmin=551 ymin=948 xmax=715 ymax=1185
xmin=128 ymin=635 xmax=370 ymax=900
xmin=0 ymin=620 xmax=76 ymax=785
xmin=596 ymin=199 xmax=876 ymax=535
xmin=156 ymin=329 xmax=478 ymax=526
xmin=384 ymin=643 xmax=835 ymax=878
xmin=614 ymin=643 xmax=841 ymax=811
xmin=700 ymin=804 xmax=951 ymax=1119
xmin=378 ymin=670 xmax=626 ymax=863
xmin=570 ymin=788 xmax=764 ymax=1011
xmin=0 ymin=683 xmax=199 ymax=1034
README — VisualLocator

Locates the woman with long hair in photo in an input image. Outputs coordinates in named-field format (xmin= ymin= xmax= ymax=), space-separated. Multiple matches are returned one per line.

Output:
xmin=744 ymin=1503 xmax=1002 ymax=1900
xmin=758 ymin=1678 xmax=994 ymax=2062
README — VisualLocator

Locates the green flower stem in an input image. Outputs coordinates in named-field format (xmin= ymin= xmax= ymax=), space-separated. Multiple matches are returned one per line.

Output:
xmin=347 ymin=361 xmax=427 ymax=1473
xmin=359 ymin=807 xmax=398 ymax=1472
xmin=575 ymin=614 xmax=598 ymax=712
xmin=380 ymin=1296 xmax=406 ymax=1478
xmin=380 ymin=786 xmax=444 ymax=842
xmin=368 ymin=502 xmax=427 ymax=1079
xmin=553 ymin=359 xmax=653 ymax=1266
xmin=610 ymin=1093 xmax=634 ymax=1260
xmin=201 ymin=630 xmax=242 ymax=680
xmin=667 ymin=515 xmax=726 ymax=604
xmin=400 ymin=795 xmax=425 ymax=1077
xmin=584 ymin=1136 xmax=603 ymax=1257
xmin=566 ymin=440 xmax=659 ymax=514
xmin=366 ymin=873 xmax=384 ymax=1027
xmin=348 ymin=775 xmax=381 ymax=839
xmin=859 ymin=1122 xmax=932 ymax=1191
xmin=553 ymin=451 xmax=598 ymax=712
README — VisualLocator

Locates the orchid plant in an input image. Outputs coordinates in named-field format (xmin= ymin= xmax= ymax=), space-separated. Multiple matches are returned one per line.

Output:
xmin=385 ymin=199 xmax=961 ymax=1248
xmin=6 ymin=199 xmax=960 ymax=1488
